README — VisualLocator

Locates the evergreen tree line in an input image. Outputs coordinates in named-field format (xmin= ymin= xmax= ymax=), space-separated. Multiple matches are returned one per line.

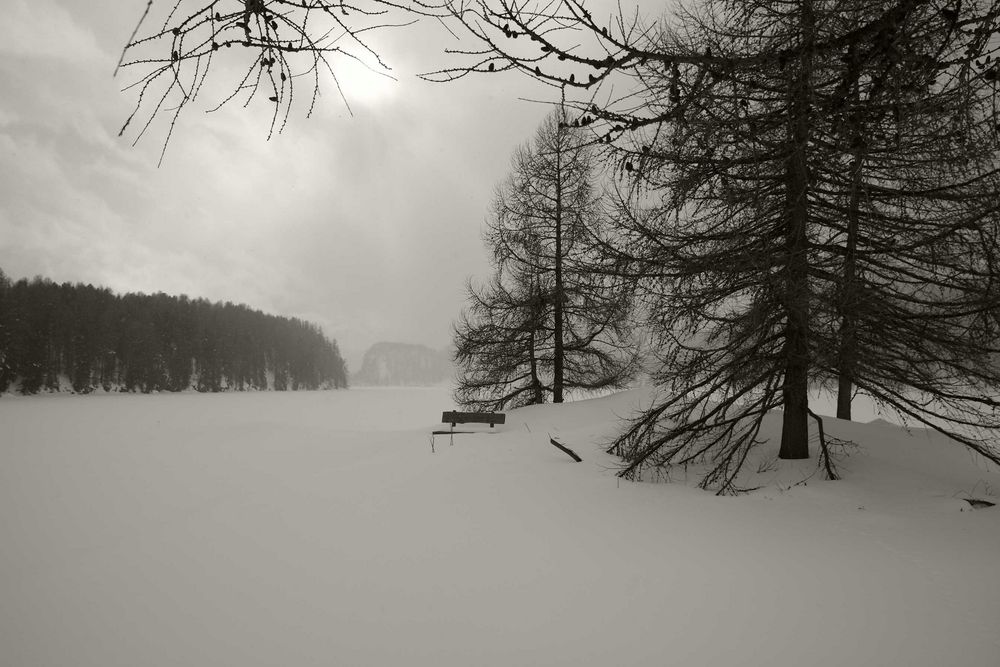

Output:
xmin=0 ymin=270 xmax=347 ymax=394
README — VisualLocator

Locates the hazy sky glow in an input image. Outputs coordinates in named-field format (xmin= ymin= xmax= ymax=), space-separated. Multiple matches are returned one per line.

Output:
xmin=0 ymin=0 xmax=600 ymax=363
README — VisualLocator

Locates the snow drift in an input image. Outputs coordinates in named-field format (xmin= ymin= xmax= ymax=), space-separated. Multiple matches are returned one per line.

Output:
xmin=1 ymin=387 xmax=997 ymax=667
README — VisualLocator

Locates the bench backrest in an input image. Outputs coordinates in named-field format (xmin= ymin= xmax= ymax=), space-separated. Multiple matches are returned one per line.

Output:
xmin=442 ymin=411 xmax=506 ymax=426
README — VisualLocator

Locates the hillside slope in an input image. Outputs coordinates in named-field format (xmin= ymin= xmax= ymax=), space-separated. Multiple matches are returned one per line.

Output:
xmin=352 ymin=341 xmax=452 ymax=386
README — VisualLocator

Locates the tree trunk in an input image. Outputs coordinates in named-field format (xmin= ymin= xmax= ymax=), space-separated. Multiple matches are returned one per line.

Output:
xmin=779 ymin=0 xmax=814 ymax=460
xmin=529 ymin=283 xmax=544 ymax=404
xmin=836 ymin=85 xmax=864 ymax=421
xmin=528 ymin=327 xmax=543 ymax=404
xmin=552 ymin=128 xmax=565 ymax=403
xmin=836 ymin=157 xmax=861 ymax=421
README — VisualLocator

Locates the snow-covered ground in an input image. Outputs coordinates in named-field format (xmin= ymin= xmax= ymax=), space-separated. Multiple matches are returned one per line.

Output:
xmin=1 ymin=387 xmax=998 ymax=667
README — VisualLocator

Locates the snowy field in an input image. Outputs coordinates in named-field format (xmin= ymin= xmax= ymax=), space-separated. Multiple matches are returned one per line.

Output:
xmin=2 ymin=387 xmax=998 ymax=667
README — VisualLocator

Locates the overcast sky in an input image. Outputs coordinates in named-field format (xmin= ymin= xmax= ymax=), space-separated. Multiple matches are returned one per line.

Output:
xmin=0 ymin=0 xmax=647 ymax=367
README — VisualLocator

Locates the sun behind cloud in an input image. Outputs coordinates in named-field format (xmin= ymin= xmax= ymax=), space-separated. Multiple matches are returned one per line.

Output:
xmin=330 ymin=56 xmax=398 ymax=109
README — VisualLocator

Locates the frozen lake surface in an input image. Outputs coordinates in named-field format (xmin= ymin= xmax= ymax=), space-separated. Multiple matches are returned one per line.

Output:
xmin=2 ymin=387 xmax=998 ymax=666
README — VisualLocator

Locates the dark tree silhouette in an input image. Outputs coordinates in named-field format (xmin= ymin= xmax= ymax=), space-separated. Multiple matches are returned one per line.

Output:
xmin=0 ymin=273 xmax=347 ymax=395
xmin=805 ymin=0 xmax=1000 ymax=423
xmin=453 ymin=110 xmax=639 ymax=410
xmin=582 ymin=0 xmax=1000 ymax=490
xmin=454 ymin=273 xmax=550 ymax=409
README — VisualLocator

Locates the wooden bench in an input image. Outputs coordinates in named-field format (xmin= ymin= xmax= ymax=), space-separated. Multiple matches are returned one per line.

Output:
xmin=431 ymin=411 xmax=506 ymax=452
xmin=441 ymin=411 xmax=506 ymax=428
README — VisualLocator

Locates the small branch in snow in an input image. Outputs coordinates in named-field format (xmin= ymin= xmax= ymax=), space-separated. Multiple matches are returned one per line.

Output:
xmin=548 ymin=435 xmax=582 ymax=462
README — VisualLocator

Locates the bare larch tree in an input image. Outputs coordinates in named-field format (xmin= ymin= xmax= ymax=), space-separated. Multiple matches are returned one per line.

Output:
xmin=453 ymin=109 xmax=639 ymax=410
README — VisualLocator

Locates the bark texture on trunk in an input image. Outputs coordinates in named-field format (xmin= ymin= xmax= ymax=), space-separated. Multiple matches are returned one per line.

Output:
xmin=836 ymin=84 xmax=864 ymax=421
xmin=779 ymin=0 xmax=815 ymax=460
xmin=552 ymin=133 xmax=565 ymax=404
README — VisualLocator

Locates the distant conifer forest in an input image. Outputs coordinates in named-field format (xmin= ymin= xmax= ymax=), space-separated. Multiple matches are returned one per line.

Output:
xmin=0 ymin=270 xmax=348 ymax=394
